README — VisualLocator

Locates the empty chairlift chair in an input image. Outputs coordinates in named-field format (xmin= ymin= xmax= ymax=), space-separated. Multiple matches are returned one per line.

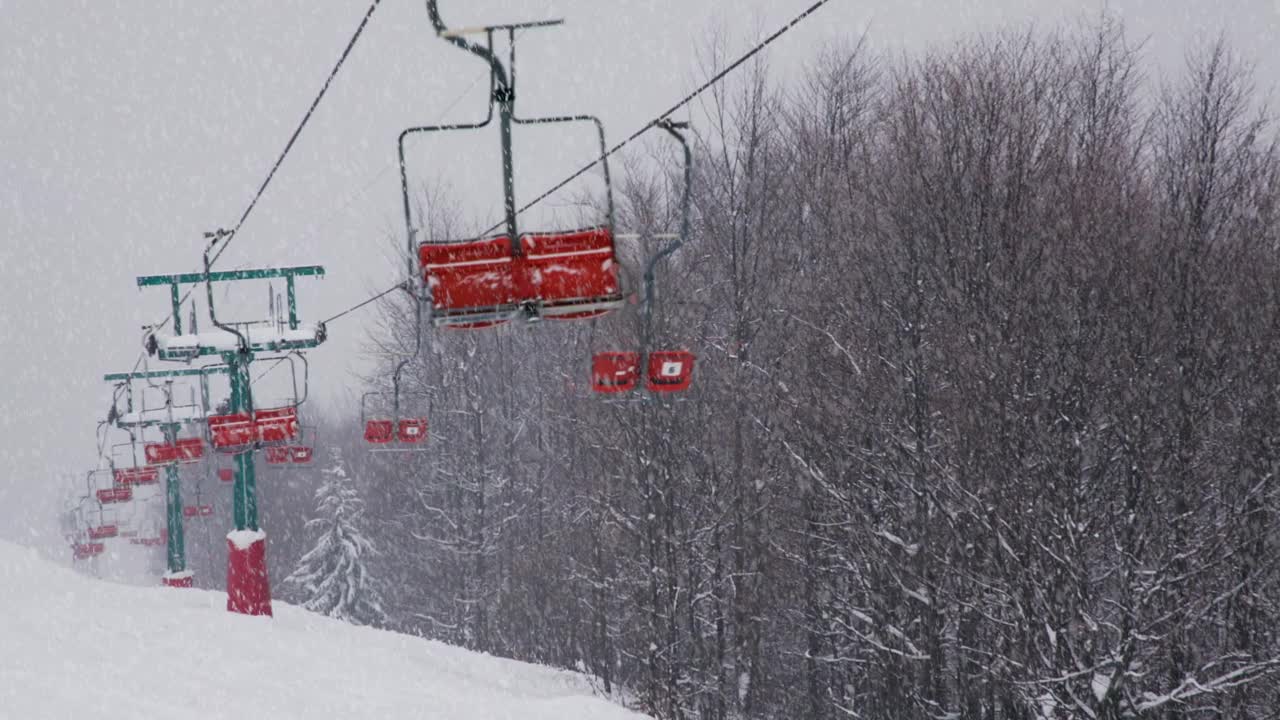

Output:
xmin=420 ymin=237 xmax=520 ymax=328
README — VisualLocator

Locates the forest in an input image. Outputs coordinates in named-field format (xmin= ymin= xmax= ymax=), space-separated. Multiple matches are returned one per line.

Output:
xmin=255 ymin=17 xmax=1280 ymax=720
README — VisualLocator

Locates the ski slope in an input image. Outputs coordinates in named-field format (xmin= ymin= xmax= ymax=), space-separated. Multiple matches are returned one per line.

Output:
xmin=0 ymin=540 xmax=646 ymax=720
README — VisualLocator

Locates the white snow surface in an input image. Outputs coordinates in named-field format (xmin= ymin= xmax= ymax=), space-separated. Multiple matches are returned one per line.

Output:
xmin=0 ymin=540 xmax=647 ymax=720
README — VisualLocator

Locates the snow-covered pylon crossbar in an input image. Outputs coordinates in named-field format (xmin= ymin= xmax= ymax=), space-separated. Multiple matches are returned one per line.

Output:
xmin=152 ymin=323 xmax=326 ymax=361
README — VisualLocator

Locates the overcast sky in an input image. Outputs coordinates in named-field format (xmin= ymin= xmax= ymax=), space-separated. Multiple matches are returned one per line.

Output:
xmin=1 ymin=0 xmax=1277 ymax=547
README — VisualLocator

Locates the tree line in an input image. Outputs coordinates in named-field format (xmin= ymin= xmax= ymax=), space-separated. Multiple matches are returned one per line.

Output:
xmin=281 ymin=18 xmax=1280 ymax=720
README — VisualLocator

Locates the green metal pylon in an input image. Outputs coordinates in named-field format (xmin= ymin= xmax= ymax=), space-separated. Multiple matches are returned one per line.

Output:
xmin=160 ymin=421 xmax=186 ymax=572
xmin=226 ymin=350 xmax=258 ymax=531
xmin=103 ymin=366 xmax=229 ymax=581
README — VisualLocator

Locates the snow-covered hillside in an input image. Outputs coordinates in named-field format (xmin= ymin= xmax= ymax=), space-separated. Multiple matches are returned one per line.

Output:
xmin=0 ymin=540 xmax=647 ymax=720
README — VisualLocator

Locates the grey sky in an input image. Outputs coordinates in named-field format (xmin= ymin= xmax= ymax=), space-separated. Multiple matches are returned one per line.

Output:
xmin=1 ymin=0 xmax=1277 ymax=546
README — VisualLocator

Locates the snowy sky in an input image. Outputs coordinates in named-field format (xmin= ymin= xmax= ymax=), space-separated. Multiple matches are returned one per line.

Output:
xmin=1 ymin=0 xmax=1277 ymax=546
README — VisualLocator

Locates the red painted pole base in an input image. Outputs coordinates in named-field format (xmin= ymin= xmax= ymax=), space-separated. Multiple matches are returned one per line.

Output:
xmin=162 ymin=570 xmax=194 ymax=588
xmin=226 ymin=530 xmax=273 ymax=617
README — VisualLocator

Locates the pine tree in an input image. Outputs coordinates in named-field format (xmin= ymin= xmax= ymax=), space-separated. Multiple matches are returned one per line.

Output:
xmin=284 ymin=448 xmax=385 ymax=625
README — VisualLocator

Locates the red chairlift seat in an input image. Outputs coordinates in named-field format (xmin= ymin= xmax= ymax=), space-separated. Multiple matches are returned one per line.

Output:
xmin=290 ymin=446 xmax=314 ymax=463
xmin=88 ymin=525 xmax=118 ymax=540
xmin=645 ymin=351 xmax=696 ymax=393
xmin=208 ymin=407 xmax=298 ymax=451
xmin=591 ymin=352 xmax=641 ymax=393
xmin=420 ymin=236 xmax=518 ymax=328
xmin=114 ymin=467 xmax=160 ymax=486
xmin=183 ymin=505 xmax=214 ymax=518
xmin=364 ymin=419 xmax=395 ymax=444
xmin=255 ymin=407 xmax=299 ymax=445
xmin=217 ymin=468 xmax=234 ymax=483
xmin=96 ymin=487 xmax=133 ymax=504
xmin=519 ymin=227 xmax=623 ymax=320
xmin=208 ymin=412 xmax=255 ymax=451
xmin=397 ymin=418 xmax=428 ymax=443
xmin=74 ymin=542 xmax=105 ymax=560
xmin=419 ymin=227 xmax=622 ymax=327
xmin=145 ymin=437 xmax=205 ymax=465
xmin=264 ymin=446 xmax=292 ymax=464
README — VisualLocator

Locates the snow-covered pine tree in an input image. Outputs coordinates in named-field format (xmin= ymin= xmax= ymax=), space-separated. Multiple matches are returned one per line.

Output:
xmin=284 ymin=448 xmax=385 ymax=625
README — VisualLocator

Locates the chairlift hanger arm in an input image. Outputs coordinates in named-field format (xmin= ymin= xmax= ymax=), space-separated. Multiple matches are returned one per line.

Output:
xmin=426 ymin=0 xmax=519 ymax=245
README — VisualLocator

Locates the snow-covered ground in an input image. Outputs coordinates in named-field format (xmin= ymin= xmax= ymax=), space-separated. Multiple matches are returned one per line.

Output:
xmin=0 ymin=540 xmax=646 ymax=720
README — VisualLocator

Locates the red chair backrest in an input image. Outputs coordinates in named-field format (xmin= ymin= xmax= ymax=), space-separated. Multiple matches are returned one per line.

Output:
xmin=290 ymin=446 xmax=314 ymax=463
xmin=264 ymin=446 xmax=292 ymax=464
xmin=218 ymin=468 xmax=234 ymax=482
xmin=646 ymin=351 xmax=696 ymax=393
xmin=255 ymin=407 xmax=299 ymax=445
xmin=520 ymin=227 xmax=620 ymax=318
xmin=145 ymin=438 xmax=205 ymax=465
xmin=145 ymin=443 xmax=176 ymax=465
xmin=397 ymin=418 xmax=428 ymax=444
xmin=208 ymin=413 xmax=255 ymax=450
xmin=96 ymin=487 xmax=133 ymax=504
xmin=114 ymin=467 xmax=160 ymax=486
xmin=74 ymin=542 xmax=105 ymax=559
xmin=183 ymin=506 xmax=198 ymax=518
xmin=88 ymin=525 xmax=118 ymax=540
xmin=174 ymin=438 xmax=204 ymax=462
xmin=420 ymin=237 xmax=517 ymax=316
xmin=592 ymin=352 xmax=641 ymax=393
xmin=364 ymin=420 xmax=394 ymax=444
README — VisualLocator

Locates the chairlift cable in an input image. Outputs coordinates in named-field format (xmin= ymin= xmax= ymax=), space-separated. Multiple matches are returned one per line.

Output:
xmin=480 ymin=0 xmax=835 ymax=235
xmin=210 ymin=0 xmax=386 ymax=268
xmin=115 ymin=1 xmax=385 ymax=377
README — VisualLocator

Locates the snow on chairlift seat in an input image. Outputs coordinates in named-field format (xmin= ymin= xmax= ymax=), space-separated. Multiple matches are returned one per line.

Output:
xmin=144 ymin=438 xmax=204 ymax=465
xmin=207 ymin=406 xmax=298 ymax=451
xmin=419 ymin=236 xmax=519 ymax=328
xmin=419 ymin=227 xmax=623 ymax=327
xmin=518 ymin=227 xmax=623 ymax=320
xmin=153 ymin=323 xmax=324 ymax=360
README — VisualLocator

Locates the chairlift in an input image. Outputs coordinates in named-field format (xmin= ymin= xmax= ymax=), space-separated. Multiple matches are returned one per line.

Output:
xmin=96 ymin=487 xmax=133 ymax=504
xmin=405 ymin=3 xmax=623 ymax=328
xmin=361 ymin=367 xmax=430 ymax=451
xmin=205 ymin=353 xmax=306 ymax=453
xmin=590 ymin=121 xmax=697 ymax=397
xmin=74 ymin=542 xmax=106 ymax=560
xmin=114 ymin=466 xmax=160 ymax=486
